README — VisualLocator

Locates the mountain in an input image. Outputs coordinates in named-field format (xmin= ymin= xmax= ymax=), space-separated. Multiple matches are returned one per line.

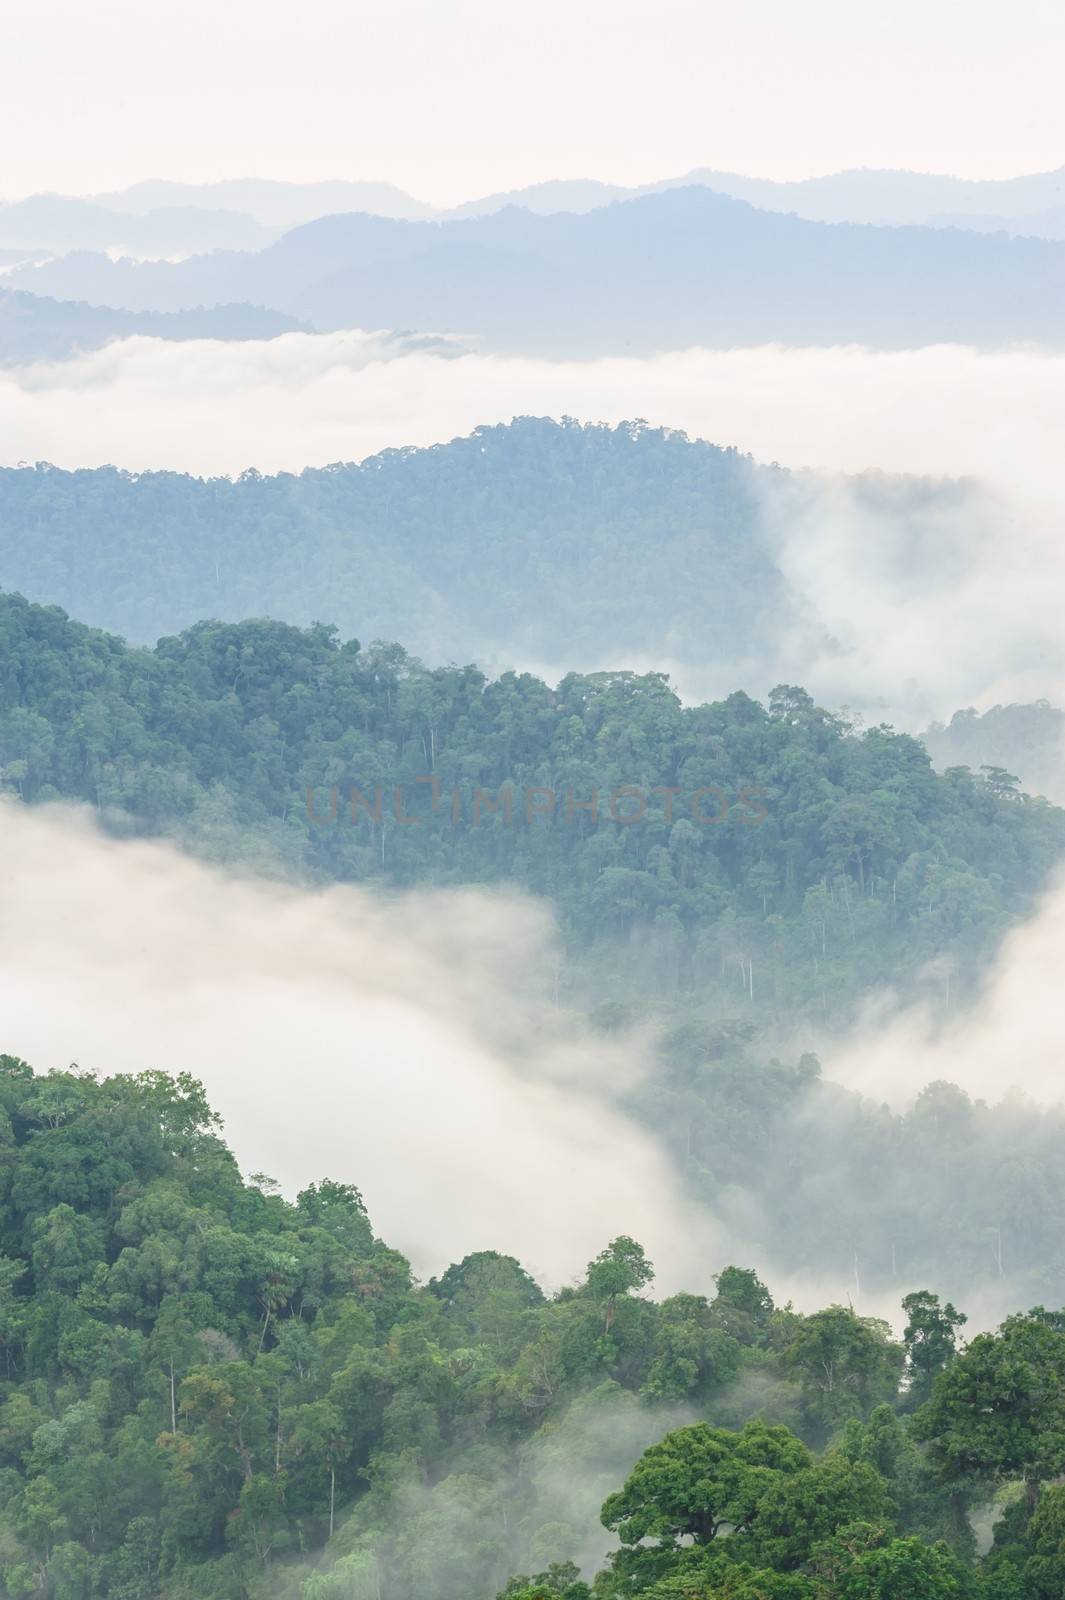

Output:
xmin=928 ymin=204 xmax=1065 ymax=240
xmin=0 ymin=193 xmax=276 ymax=257
xmin=0 ymin=418 xmax=796 ymax=665
xmin=70 ymin=165 xmax=1065 ymax=235
xmin=10 ymin=188 xmax=1065 ymax=353
xmin=94 ymin=176 xmax=435 ymax=226
xmin=447 ymin=177 xmax=630 ymax=217
xmin=0 ymin=418 xmax=1013 ymax=695
xmin=0 ymin=287 xmax=307 ymax=365
xmin=454 ymin=163 xmax=1065 ymax=233
xmin=651 ymin=163 xmax=1065 ymax=225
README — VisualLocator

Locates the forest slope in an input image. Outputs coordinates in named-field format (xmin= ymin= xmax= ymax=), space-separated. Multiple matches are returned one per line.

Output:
xmin=1 ymin=589 xmax=1061 ymax=1027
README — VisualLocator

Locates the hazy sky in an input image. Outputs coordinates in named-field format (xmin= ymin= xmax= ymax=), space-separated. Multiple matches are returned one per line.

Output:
xmin=4 ymin=0 xmax=1064 ymax=202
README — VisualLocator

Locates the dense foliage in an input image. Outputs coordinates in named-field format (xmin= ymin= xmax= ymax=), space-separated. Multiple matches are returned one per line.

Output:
xmin=1 ymin=586 xmax=1062 ymax=1033
xmin=0 ymin=1057 xmax=1062 ymax=1600
xmin=0 ymin=419 xmax=788 ymax=660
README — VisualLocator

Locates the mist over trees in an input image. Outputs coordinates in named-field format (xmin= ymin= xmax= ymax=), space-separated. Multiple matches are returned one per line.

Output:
xmin=922 ymin=703 xmax=1065 ymax=805
xmin=0 ymin=419 xmax=790 ymax=661
xmin=3 ymin=82 xmax=1065 ymax=1600
xmin=0 ymin=1055 xmax=1061 ymax=1600
xmin=0 ymin=418 xmax=995 ymax=690
xmin=2 ymin=589 xmax=1061 ymax=1032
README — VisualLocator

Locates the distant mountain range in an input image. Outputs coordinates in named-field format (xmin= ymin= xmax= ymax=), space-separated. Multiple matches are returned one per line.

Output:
xmin=448 ymin=164 xmax=1065 ymax=230
xmin=79 ymin=164 xmax=1065 ymax=232
xmin=8 ymin=187 xmax=1062 ymax=355
xmin=4 ymin=165 xmax=1065 ymax=264
xmin=92 ymin=177 xmax=436 ymax=226
xmin=0 ymin=194 xmax=277 ymax=260
xmin=927 ymin=205 xmax=1065 ymax=241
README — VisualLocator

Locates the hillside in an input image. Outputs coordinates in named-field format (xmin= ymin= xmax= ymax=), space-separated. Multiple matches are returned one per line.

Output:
xmin=1 ymin=1054 xmax=1063 ymax=1599
xmin=0 ymin=419 xmax=796 ymax=664
xmin=0 ymin=419 xmax=991 ymax=687
xmin=2 ymin=589 xmax=1062 ymax=1027
xmin=0 ymin=287 xmax=307 ymax=364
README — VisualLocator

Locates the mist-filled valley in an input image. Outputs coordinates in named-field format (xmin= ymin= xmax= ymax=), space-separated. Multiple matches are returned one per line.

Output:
xmin=4 ymin=7 xmax=1065 ymax=1597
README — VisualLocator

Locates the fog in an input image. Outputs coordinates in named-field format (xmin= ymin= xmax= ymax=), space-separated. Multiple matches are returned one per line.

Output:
xmin=820 ymin=866 xmax=1065 ymax=1107
xmin=3 ymin=335 xmax=1063 ymax=490
xmin=756 ymin=470 xmax=1065 ymax=727
xmin=0 ymin=800 xmax=721 ymax=1292
xmin=4 ymin=335 xmax=1065 ymax=1310
xmin=2 ymin=796 xmax=1063 ymax=1330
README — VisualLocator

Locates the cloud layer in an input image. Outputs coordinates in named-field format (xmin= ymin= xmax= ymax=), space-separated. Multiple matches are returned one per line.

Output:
xmin=2 ymin=799 xmax=1063 ymax=1328
xmin=2 ymin=334 xmax=1062 ymax=488
xmin=0 ymin=800 xmax=717 ymax=1291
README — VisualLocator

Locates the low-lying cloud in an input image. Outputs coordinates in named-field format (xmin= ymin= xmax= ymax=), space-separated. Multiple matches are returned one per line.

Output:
xmin=820 ymin=866 xmax=1065 ymax=1107
xmin=2 ymin=334 xmax=1062 ymax=488
xmin=0 ymin=799 xmax=717 ymax=1291
xmin=3 ymin=799 xmax=1063 ymax=1326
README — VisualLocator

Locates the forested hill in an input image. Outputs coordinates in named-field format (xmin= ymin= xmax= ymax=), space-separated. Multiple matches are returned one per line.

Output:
xmin=0 ymin=286 xmax=307 ymax=365
xmin=3 ymin=589 xmax=1063 ymax=1026
xmin=0 ymin=419 xmax=794 ymax=665
xmin=0 ymin=1055 xmax=1064 ymax=1600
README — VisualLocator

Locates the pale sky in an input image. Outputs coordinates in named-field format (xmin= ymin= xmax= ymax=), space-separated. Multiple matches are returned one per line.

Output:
xmin=3 ymin=0 xmax=1064 ymax=203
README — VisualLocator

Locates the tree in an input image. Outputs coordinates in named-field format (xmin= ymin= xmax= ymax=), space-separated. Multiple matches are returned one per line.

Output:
xmin=600 ymin=1420 xmax=809 ymax=1550
xmin=744 ymin=1455 xmax=892 ymax=1572
xmin=711 ymin=1266 xmax=774 ymax=1342
xmin=584 ymin=1238 xmax=653 ymax=1333
xmin=784 ymin=1308 xmax=904 ymax=1438
xmin=901 ymin=1291 xmax=966 ymax=1408
xmin=808 ymin=1521 xmax=968 ymax=1599
xmin=496 ymin=1562 xmax=590 ymax=1599
xmin=914 ymin=1312 xmax=1065 ymax=1505
xmin=1023 ymin=1482 xmax=1065 ymax=1599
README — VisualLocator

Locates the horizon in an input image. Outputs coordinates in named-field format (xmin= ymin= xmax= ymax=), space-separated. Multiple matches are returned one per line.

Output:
xmin=2 ymin=155 xmax=1064 ymax=209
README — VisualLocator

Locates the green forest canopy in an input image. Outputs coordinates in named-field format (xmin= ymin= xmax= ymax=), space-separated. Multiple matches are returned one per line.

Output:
xmin=0 ymin=1056 xmax=1061 ymax=1600
xmin=0 ymin=419 xmax=790 ymax=663
xmin=2 ymin=587 xmax=1062 ymax=1033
